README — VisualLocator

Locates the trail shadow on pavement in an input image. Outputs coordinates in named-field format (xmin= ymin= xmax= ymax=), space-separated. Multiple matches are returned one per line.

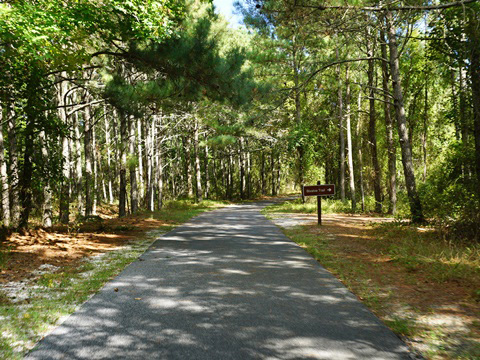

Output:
xmin=27 ymin=202 xmax=413 ymax=360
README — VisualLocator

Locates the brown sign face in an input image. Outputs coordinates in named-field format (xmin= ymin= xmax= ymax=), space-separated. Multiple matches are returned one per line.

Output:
xmin=302 ymin=184 xmax=335 ymax=197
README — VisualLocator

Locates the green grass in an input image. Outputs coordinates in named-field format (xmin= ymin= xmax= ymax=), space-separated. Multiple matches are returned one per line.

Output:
xmin=384 ymin=317 xmax=417 ymax=337
xmin=0 ymin=199 xmax=227 ymax=359
xmin=373 ymin=222 xmax=480 ymax=284
xmin=264 ymin=197 xmax=389 ymax=215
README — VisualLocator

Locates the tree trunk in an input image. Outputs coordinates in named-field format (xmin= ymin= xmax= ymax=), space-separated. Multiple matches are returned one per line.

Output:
xmin=381 ymin=29 xmax=397 ymax=215
xmin=261 ymin=151 xmax=266 ymax=195
xmin=386 ymin=10 xmax=424 ymax=222
xmin=19 ymin=78 xmax=37 ymax=229
xmin=39 ymin=131 xmax=52 ymax=228
xmin=92 ymin=116 xmax=97 ymax=215
xmin=227 ymin=152 xmax=233 ymax=200
xmin=367 ymin=42 xmax=383 ymax=213
xmin=73 ymin=109 xmax=84 ymax=216
xmin=194 ymin=117 xmax=202 ymax=203
xmin=129 ymin=116 xmax=138 ymax=214
xmin=19 ymin=119 xmax=34 ymax=229
xmin=336 ymin=46 xmax=346 ymax=202
xmin=57 ymin=76 xmax=70 ymax=224
xmin=239 ymin=137 xmax=245 ymax=199
xmin=7 ymin=106 xmax=20 ymax=227
xmin=104 ymin=107 xmax=114 ymax=204
xmin=466 ymin=15 xmax=480 ymax=197
xmin=357 ymin=91 xmax=366 ymax=212
xmin=119 ymin=112 xmax=127 ymax=217
xmin=156 ymin=116 xmax=164 ymax=210
xmin=276 ymin=152 xmax=281 ymax=194
xmin=271 ymin=150 xmax=276 ymax=196
xmin=84 ymin=104 xmax=93 ymax=217
xmin=137 ymin=117 xmax=145 ymax=204
xmin=184 ymin=136 xmax=193 ymax=198
xmin=422 ymin=72 xmax=428 ymax=182
xmin=247 ymin=140 xmax=251 ymax=199
xmin=205 ymin=143 xmax=210 ymax=199
xmin=0 ymin=104 xmax=10 ymax=227
xmin=345 ymin=66 xmax=356 ymax=212
xmin=147 ymin=116 xmax=155 ymax=212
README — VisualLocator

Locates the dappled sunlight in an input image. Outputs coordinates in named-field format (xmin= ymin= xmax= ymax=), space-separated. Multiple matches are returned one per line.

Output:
xmin=27 ymin=202 xmax=411 ymax=359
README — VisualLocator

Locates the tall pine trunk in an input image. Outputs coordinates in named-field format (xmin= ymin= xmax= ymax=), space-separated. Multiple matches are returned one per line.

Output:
xmin=345 ymin=66 xmax=356 ymax=212
xmin=194 ymin=117 xmax=202 ymax=203
xmin=73 ymin=109 xmax=84 ymax=217
xmin=39 ymin=130 xmax=52 ymax=228
xmin=129 ymin=116 xmax=138 ymax=214
xmin=386 ymin=10 xmax=424 ymax=222
xmin=84 ymin=103 xmax=94 ymax=217
xmin=156 ymin=115 xmax=164 ymax=209
xmin=357 ymin=91 xmax=366 ymax=212
xmin=119 ymin=112 xmax=127 ymax=217
xmin=0 ymin=104 xmax=10 ymax=227
xmin=239 ymin=137 xmax=245 ymax=200
xmin=104 ymin=107 xmax=114 ymax=204
xmin=137 ymin=117 xmax=145 ymax=205
xmin=336 ymin=46 xmax=346 ymax=202
xmin=205 ymin=143 xmax=210 ymax=199
xmin=367 ymin=39 xmax=383 ymax=213
xmin=58 ymin=75 xmax=70 ymax=223
xmin=7 ymin=106 xmax=20 ymax=227
xmin=381 ymin=29 xmax=397 ymax=215
xmin=467 ymin=16 xmax=480 ymax=197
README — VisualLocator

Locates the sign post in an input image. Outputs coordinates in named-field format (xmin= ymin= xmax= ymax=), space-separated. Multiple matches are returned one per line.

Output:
xmin=317 ymin=181 xmax=322 ymax=225
xmin=302 ymin=182 xmax=335 ymax=225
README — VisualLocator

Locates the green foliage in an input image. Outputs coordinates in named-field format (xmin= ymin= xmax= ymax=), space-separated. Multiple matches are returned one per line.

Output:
xmin=418 ymin=141 xmax=479 ymax=240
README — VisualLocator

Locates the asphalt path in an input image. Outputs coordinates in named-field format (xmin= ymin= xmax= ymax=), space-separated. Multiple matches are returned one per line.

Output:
xmin=27 ymin=201 xmax=414 ymax=359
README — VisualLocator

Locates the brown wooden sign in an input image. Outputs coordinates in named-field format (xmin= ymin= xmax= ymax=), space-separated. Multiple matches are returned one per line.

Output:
xmin=302 ymin=184 xmax=335 ymax=197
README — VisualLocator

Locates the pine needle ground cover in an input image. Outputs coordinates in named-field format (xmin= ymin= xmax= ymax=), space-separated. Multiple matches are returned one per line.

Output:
xmin=263 ymin=200 xmax=480 ymax=360
xmin=0 ymin=200 xmax=228 ymax=359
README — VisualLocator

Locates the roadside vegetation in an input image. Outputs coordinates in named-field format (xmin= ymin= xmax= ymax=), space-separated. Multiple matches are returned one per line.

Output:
xmin=0 ymin=200 xmax=228 ymax=359
xmin=264 ymin=199 xmax=480 ymax=360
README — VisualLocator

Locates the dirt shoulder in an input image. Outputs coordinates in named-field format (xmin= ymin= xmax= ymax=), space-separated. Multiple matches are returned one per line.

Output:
xmin=0 ymin=209 xmax=170 ymax=285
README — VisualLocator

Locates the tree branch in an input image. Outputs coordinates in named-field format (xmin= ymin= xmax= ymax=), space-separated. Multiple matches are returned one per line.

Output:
xmin=295 ymin=0 xmax=478 ymax=12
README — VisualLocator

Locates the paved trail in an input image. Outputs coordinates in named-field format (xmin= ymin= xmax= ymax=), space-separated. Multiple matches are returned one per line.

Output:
xmin=27 ymin=201 xmax=413 ymax=359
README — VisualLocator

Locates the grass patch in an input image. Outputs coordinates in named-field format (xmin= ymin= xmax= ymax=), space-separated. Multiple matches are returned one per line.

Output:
xmin=0 ymin=199 xmax=226 ymax=359
xmin=384 ymin=317 xmax=417 ymax=337
xmin=373 ymin=222 xmax=480 ymax=284
xmin=265 ymin=197 xmax=388 ymax=215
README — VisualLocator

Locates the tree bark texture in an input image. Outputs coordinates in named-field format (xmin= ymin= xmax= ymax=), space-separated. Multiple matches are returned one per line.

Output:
xmin=57 ymin=76 xmax=70 ymax=224
xmin=7 ymin=107 xmax=20 ymax=227
xmin=129 ymin=116 xmax=138 ymax=214
xmin=386 ymin=10 xmax=424 ymax=222
xmin=193 ymin=117 xmax=202 ymax=203
xmin=367 ymin=42 xmax=383 ymax=213
xmin=0 ymin=105 xmax=10 ymax=227
xmin=39 ymin=130 xmax=52 ymax=228
xmin=119 ymin=112 xmax=127 ymax=217
xmin=84 ymin=103 xmax=93 ymax=217
xmin=380 ymin=29 xmax=397 ymax=215
xmin=345 ymin=66 xmax=356 ymax=212
xmin=336 ymin=46 xmax=346 ymax=202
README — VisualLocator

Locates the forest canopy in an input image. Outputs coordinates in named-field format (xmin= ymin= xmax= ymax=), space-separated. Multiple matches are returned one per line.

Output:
xmin=0 ymin=0 xmax=479 ymax=240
